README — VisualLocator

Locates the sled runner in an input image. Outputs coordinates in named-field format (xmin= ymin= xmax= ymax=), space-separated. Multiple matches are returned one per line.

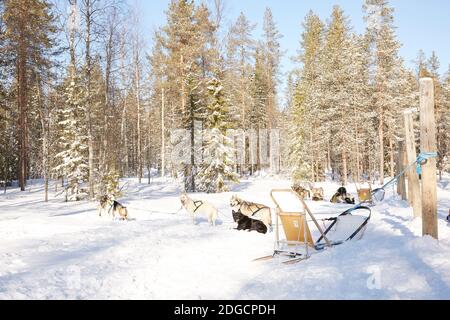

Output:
xmin=255 ymin=189 xmax=371 ymax=264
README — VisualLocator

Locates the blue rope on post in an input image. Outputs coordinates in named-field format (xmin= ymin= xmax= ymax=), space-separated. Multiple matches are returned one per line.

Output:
xmin=352 ymin=152 xmax=438 ymax=210
xmin=416 ymin=152 xmax=438 ymax=175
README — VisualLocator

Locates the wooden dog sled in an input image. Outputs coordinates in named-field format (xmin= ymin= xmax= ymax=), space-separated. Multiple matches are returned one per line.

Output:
xmin=355 ymin=182 xmax=373 ymax=205
xmin=254 ymin=189 xmax=371 ymax=264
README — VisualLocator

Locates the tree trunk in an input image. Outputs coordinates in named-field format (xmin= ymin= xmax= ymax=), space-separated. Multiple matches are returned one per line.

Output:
xmin=355 ymin=122 xmax=361 ymax=182
xmin=135 ymin=54 xmax=142 ymax=183
xmin=85 ymin=0 xmax=95 ymax=200
xmin=327 ymin=141 xmax=331 ymax=172
xmin=189 ymin=93 xmax=195 ymax=192
xmin=310 ymin=131 xmax=315 ymax=182
xmin=378 ymin=108 xmax=384 ymax=185
xmin=121 ymin=99 xmax=129 ymax=176
xmin=37 ymin=81 xmax=49 ymax=202
xmin=389 ymin=138 xmax=395 ymax=178
xmin=404 ymin=111 xmax=421 ymax=216
xmin=342 ymin=151 xmax=348 ymax=186
xmin=18 ymin=30 xmax=27 ymax=191
xmin=161 ymin=88 xmax=165 ymax=177
xmin=396 ymin=140 xmax=407 ymax=200
xmin=256 ymin=125 xmax=261 ymax=172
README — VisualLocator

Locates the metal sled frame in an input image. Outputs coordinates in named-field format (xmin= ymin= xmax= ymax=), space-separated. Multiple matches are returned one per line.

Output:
xmin=315 ymin=205 xmax=372 ymax=250
xmin=270 ymin=189 xmax=371 ymax=260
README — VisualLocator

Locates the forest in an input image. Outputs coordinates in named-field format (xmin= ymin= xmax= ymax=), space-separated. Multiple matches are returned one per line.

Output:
xmin=0 ymin=0 xmax=449 ymax=201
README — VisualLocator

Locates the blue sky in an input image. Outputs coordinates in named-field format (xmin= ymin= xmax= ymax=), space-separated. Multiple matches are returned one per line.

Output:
xmin=133 ymin=0 xmax=450 ymax=80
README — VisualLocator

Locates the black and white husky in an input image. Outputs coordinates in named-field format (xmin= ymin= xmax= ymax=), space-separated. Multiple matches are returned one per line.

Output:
xmin=230 ymin=195 xmax=272 ymax=230
xmin=180 ymin=193 xmax=218 ymax=226
xmin=232 ymin=210 xmax=268 ymax=234
xmin=98 ymin=195 xmax=129 ymax=221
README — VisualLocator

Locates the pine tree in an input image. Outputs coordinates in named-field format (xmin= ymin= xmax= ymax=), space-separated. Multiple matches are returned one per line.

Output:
xmin=54 ymin=65 xmax=89 ymax=201
xmin=197 ymin=75 xmax=239 ymax=193
xmin=344 ymin=33 xmax=373 ymax=183
xmin=248 ymin=46 xmax=270 ymax=173
xmin=160 ymin=0 xmax=218 ymax=191
xmin=440 ymin=66 xmax=450 ymax=175
xmin=288 ymin=11 xmax=324 ymax=182
xmin=225 ymin=12 xmax=256 ymax=131
xmin=426 ymin=52 xmax=446 ymax=179
xmin=415 ymin=50 xmax=429 ymax=78
xmin=2 ymin=0 xmax=57 ymax=191
xmin=320 ymin=6 xmax=354 ymax=185
xmin=262 ymin=7 xmax=282 ymax=131
xmin=364 ymin=0 xmax=404 ymax=184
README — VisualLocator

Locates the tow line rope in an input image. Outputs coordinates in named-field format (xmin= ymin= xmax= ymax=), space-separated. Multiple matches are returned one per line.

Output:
xmin=125 ymin=205 xmax=183 ymax=215
xmin=348 ymin=152 xmax=438 ymax=212
xmin=381 ymin=152 xmax=438 ymax=191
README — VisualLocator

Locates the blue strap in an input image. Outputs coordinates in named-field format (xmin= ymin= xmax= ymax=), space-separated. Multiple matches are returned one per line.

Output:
xmin=416 ymin=152 xmax=438 ymax=175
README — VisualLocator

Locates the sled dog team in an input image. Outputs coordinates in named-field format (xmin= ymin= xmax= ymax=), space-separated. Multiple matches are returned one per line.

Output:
xmin=97 ymin=184 xmax=362 ymax=231
xmin=98 ymin=191 xmax=273 ymax=232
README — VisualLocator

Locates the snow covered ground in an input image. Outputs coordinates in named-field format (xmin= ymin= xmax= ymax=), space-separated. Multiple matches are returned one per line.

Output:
xmin=1 ymin=174 xmax=449 ymax=300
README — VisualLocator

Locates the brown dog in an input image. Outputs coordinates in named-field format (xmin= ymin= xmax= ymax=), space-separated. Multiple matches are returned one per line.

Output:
xmin=311 ymin=187 xmax=324 ymax=201
xmin=292 ymin=184 xmax=311 ymax=200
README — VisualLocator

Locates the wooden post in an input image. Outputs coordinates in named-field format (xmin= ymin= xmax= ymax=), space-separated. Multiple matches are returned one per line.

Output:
xmin=419 ymin=78 xmax=438 ymax=239
xmin=396 ymin=140 xmax=407 ymax=200
xmin=404 ymin=111 xmax=421 ymax=217
xmin=161 ymin=88 xmax=165 ymax=178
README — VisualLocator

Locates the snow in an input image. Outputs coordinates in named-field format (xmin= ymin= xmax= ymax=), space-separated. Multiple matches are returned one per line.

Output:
xmin=0 ymin=176 xmax=450 ymax=300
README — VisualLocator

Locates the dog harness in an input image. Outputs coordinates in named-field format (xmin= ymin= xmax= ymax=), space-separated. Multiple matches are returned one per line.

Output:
xmin=193 ymin=200 xmax=204 ymax=213
xmin=108 ymin=200 xmax=126 ymax=214
xmin=239 ymin=201 xmax=267 ymax=217
xmin=251 ymin=205 xmax=266 ymax=217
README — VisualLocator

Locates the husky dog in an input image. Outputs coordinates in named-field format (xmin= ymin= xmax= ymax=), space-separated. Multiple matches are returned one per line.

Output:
xmin=330 ymin=187 xmax=355 ymax=204
xmin=311 ymin=187 xmax=325 ymax=201
xmin=230 ymin=195 xmax=272 ymax=230
xmin=180 ymin=193 xmax=218 ymax=226
xmin=98 ymin=195 xmax=110 ymax=217
xmin=292 ymin=184 xmax=311 ymax=200
xmin=98 ymin=195 xmax=129 ymax=220
xmin=232 ymin=210 xmax=268 ymax=234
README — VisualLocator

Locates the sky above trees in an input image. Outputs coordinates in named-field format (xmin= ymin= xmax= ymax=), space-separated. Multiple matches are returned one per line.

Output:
xmin=134 ymin=0 xmax=450 ymax=78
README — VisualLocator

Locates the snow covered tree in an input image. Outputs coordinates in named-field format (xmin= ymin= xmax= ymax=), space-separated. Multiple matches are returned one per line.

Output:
xmin=288 ymin=11 xmax=324 ymax=182
xmin=440 ymin=66 xmax=450 ymax=176
xmin=364 ymin=0 xmax=404 ymax=184
xmin=197 ymin=76 xmax=239 ymax=193
xmin=261 ymin=8 xmax=283 ymax=173
xmin=159 ymin=0 xmax=218 ymax=191
xmin=319 ymin=6 xmax=354 ymax=185
xmin=225 ymin=12 xmax=255 ymax=131
xmin=248 ymin=46 xmax=269 ymax=173
xmin=426 ymin=52 xmax=447 ymax=180
xmin=343 ymin=33 xmax=373 ymax=183
xmin=54 ymin=65 xmax=89 ymax=201
xmin=99 ymin=168 xmax=121 ymax=198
